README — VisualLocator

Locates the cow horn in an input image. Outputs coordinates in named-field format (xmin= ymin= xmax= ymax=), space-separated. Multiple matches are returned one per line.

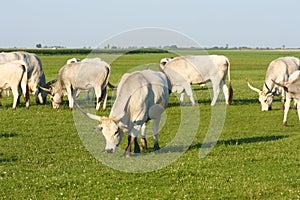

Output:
xmin=38 ymin=85 xmax=52 ymax=94
xmin=47 ymin=79 xmax=57 ymax=85
xmin=75 ymin=102 xmax=102 ymax=122
xmin=246 ymin=79 xmax=261 ymax=93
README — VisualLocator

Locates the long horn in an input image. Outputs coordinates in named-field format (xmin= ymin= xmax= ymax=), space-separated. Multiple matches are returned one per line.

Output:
xmin=246 ymin=79 xmax=261 ymax=93
xmin=75 ymin=102 xmax=102 ymax=122
xmin=47 ymin=79 xmax=57 ymax=85
xmin=38 ymin=85 xmax=52 ymax=94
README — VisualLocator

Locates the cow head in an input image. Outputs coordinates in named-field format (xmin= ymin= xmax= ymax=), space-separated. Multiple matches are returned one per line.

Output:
xmin=159 ymin=57 xmax=174 ymax=71
xmin=39 ymin=79 xmax=64 ymax=109
xmin=75 ymin=103 xmax=123 ymax=153
xmin=247 ymin=80 xmax=274 ymax=111
xmin=94 ymin=117 xmax=123 ymax=153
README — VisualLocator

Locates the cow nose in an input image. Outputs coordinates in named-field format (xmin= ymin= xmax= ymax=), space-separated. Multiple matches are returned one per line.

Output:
xmin=106 ymin=148 xmax=114 ymax=153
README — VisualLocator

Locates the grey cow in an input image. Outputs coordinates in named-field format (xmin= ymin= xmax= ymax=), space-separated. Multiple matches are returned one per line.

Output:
xmin=247 ymin=56 xmax=300 ymax=111
xmin=41 ymin=60 xmax=111 ymax=110
xmin=76 ymin=70 xmax=169 ymax=157
xmin=160 ymin=55 xmax=233 ymax=106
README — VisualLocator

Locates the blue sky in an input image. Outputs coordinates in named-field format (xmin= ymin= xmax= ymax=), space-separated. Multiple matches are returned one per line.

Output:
xmin=2 ymin=0 xmax=300 ymax=48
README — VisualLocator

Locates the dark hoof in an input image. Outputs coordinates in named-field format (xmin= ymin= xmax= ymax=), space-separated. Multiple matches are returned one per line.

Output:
xmin=123 ymin=151 xmax=131 ymax=158
xmin=283 ymin=121 xmax=287 ymax=126
xmin=154 ymin=143 xmax=160 ymax=151
xmin=134 ymin=145 xmax=140 ymax=154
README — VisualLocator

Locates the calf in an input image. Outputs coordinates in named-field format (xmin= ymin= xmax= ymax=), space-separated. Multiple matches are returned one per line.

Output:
xmin=0 ymin=61 xmax=29 ymax=109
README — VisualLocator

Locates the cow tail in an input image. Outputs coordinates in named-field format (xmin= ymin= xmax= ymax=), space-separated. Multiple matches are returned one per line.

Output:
xmin=19 ymin=62 xmax=30 ymax=108
xmin=227 ymin=58 xmax=233 ymax=105
xmin=98 ymin=66 xmax=110 ymax=103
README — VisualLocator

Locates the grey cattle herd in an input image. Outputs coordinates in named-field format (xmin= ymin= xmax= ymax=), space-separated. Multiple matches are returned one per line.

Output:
xmin=0 ymin=51 xmax=299 ymax=155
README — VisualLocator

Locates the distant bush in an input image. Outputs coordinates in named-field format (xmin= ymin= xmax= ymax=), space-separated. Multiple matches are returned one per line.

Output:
xmin=0 ymin=48 xmax=169 ymax=55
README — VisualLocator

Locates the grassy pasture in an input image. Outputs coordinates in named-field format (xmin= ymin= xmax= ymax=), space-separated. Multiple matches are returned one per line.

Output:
xmin=0 ymin=50 xmax=300 ymax=199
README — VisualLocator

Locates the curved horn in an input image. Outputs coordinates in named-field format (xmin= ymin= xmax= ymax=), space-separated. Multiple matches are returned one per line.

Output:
xmin=246 ymin=79 xmax=261 ymax=93
xmin=47 ymin=79 xmax=57 ymax=85
xmin=75 ymin=102 xmax=102 ymax=122
xmin=38 ymin=85 xmax=52 ymax=94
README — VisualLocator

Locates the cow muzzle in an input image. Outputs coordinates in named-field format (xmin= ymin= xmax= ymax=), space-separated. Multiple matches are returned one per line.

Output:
xmin=106 ymin=148 xmax=114 ymax=153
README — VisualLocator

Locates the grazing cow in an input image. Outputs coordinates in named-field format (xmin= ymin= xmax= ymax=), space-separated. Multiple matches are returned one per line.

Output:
xmin=159 ymin=55 xmax=233 ymax=106
xmin=272 ymin=70 xmax=300 ymax=126
xmin=247 ymin=56 xmax=300 ymax=111
xmin=40 ymin=60 xmax=111 ymax=110
xmin=65 ymin=57 xmax=114 ymax=109
xmin=76 ymin=70 xmax=169 ymax=157
xmin=0 ymin=51 xmax=48 ymax=104
xmin=0 ymin=60 xmax=29 ymax=109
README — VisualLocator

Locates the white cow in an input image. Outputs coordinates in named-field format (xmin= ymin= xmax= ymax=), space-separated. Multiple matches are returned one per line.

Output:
xmin=272 ymin=70 xmax=300 ymax=126
xmin=247 ymin=56 xmax=300 ymax=111
xmin=76 ymin=70 xmax=169 ymax=156
xmin=0 ymin=51 xmax=48 ymax=104
xmin=65 ymin=57 xmax=114 ymax=110
xmin=0 ymin=60 xmax=29 ymax=109
xmin=160 ymin=55 xmax=233 ymax=106
xmin=41 ymin=60 xmax=111 ymax=110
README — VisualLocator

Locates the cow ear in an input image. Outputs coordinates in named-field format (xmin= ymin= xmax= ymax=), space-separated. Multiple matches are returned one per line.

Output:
xmin=119 ymin=124 xmax=128 ymax=132
xmin=94 ymin=125 xmax=103 ymax=132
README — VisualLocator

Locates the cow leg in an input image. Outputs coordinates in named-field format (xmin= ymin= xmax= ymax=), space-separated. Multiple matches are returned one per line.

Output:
xmin=101 ymin=87 xmax=108 ymax=111
xmin=293 ymin=101 xmax=297 ymax=110
xmin=179 ymin=92 xmax=185 ymax=106
xmin=141 ymin=123 xmax=148 ymax=149
xmin=296 ymin=101 xmax=300 ymax=123
xmin=94 ymin=88 xmax=102 ymax=111
xmin=211 ymin=80 xmax=220 ymax=106
xmin=124 ymin=135 xmax=133 ymax=157
xmin=66 ymin=86 xmax=74 ymax=110
xmin=183 ymin=83 xmax=195 ymax=106
xmin=281 ymin=89 xmax=286 ymax=110
xmin=124 ymin=135 xmax=140 ymax=157
xmin=21 ymin=83 xmax=29 ymax=109
xmin=283 ymin=97 xmax=291 ymax=126
xmin=221 ymin=80 xmax=229 ymax=105
xmin=152 ymin=118 xmax=161 ymax=151
xmin=11 ymin=87 xmax=19 ymax=109
xmin=124 ymin=124 xmax=141 ymax=157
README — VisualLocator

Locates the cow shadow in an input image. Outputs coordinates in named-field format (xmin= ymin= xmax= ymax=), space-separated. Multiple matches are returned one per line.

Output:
xmin=189 ymin=135 xmax=288 ymax=150
xmin=0 ymin=155 xmax=18 ymax=163
xmin=0 ymin=133 xmax=18 ymax=138
xmin=0 ymin=133 xmax=18 ymax=163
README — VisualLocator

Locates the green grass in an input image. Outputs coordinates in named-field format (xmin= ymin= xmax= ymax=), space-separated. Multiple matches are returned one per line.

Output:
xmin=0 ymin=50 xmax=300 ymax=199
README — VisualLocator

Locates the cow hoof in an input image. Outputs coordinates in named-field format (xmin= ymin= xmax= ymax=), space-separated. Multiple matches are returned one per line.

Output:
xmin=123 ymin=151 xmax=131 ymax=158
xmin=69 ymin=107 xmax=73 ymax=111
xmin=154 ymin=143 xmax=160 ymax=151
xmin=282 ymin=121 xmax=287 ymax=126
xmin=102 ymin=108 xmax=106 ymax=112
